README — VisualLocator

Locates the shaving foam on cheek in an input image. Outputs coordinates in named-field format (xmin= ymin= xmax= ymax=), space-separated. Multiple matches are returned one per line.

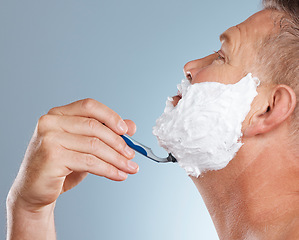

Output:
xmin=152 ymin=73 xmax=260 ymax=177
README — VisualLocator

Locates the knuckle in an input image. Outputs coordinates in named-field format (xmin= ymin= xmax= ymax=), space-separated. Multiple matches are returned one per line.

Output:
xmin=48 ymin=107 xmax=57 ymax=114
xmin=40 ymin=132 xmax=59 ymax=158
xmin=115 ymin=153 xmax=126 ymax=166
xmin=81 ymin=98 xmax=96 ymax=112
xmin=104 ymin=164 xmax=118 ymax=178
xmin=89 ymin=137 xmax=100 ymax=152
xmin=37 ymin=114 xmax=51 ymax=134
xmin=87 ymin=119 xmax=99 ymax=131
xmin=105 ymin=110 xmax=119 ymax=125
xmin=113 ymin=135 xmax=126 ymax=151
xmin=48 ymin=106 xmax=64 ymax=115
xmin=84 ymin=154 xmax=97 ymax=169
xmin=110 ymin=168 xmax=120 ymax=179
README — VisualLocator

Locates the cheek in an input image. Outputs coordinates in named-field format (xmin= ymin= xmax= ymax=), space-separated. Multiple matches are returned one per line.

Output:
xmin=191 ymin=67 xmax=223 ymax=84
xmin=241 ymin=96 xmax=260 ymax=136
xmin=241 ymin=83 xmax=268 ymax=134
xmin=191 ymin=65 xmax=241 ymax=84
xmin=241 ymin=112 xmax=253 ymax=134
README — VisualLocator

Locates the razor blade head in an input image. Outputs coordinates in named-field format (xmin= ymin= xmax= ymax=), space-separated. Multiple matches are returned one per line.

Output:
xmin=167 ymin=153 xmax=177 ymax=163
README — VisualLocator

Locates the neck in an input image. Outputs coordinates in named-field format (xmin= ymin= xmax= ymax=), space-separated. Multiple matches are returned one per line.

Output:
xmin=191 ymin=132 xmax=299 ymax=239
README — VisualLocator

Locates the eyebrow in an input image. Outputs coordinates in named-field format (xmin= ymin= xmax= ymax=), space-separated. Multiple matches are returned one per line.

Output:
xmin=219 ymin=32 xmax=231 ymax=44
xmin=219 ymin=25 xmax=241 ymax=46
xmin=218 ymin=31 xmax=233 ymax=60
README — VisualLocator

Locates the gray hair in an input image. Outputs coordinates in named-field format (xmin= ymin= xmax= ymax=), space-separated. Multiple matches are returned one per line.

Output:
xmin=259 ymin=0 xmax=299 ymax=144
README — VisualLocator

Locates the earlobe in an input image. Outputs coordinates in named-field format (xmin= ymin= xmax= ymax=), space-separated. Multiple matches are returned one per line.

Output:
xmin=244 ymin=85 xmax=296 ymax=137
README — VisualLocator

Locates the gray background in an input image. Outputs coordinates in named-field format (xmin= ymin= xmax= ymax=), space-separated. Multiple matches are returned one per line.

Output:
xmin=1 ymin=0 xmax=261 ymax=239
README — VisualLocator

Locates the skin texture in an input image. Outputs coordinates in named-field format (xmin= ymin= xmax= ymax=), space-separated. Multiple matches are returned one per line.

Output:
xmin=183 ymin=10 xmax=299 ymax=240
xmin=6 ymin=99 xmax=139 ymax=239
xmin=6 ymin=9 xmax=299 ymax=240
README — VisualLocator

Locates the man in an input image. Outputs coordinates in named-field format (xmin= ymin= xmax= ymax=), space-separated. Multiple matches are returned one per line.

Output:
xmin=6 ymin=0 xmax=299 ymax=239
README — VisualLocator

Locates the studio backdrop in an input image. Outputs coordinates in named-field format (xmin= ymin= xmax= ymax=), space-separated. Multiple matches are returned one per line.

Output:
xmin=0 ymin=1 xmax=261 ymax=239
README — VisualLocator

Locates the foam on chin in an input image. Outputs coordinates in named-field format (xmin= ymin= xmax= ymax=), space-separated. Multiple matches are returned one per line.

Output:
xmin=152 ymin=73 xmax=260 ymax=177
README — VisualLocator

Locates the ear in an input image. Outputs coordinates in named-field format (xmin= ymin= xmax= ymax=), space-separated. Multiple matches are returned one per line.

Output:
xmin=244 ymin=85 xmax=296 ymax=137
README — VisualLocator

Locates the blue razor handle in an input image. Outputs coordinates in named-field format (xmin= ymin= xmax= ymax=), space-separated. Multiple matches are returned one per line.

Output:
xmin=120 ymin=134 xmax=177 ymax=163
xmin=121 ymin=135 xmax=147 ymax=156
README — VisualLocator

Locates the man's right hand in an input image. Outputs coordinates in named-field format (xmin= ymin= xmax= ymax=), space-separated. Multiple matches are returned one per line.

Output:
xmin=6 ymin=98 xmax=139 ymax=239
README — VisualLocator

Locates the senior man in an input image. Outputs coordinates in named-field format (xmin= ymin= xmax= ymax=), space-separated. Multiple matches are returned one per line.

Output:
xmin=6 ymin=0 xmax=299 ymax=239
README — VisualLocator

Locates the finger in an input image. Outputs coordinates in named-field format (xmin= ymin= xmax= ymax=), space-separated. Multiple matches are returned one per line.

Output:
xmin=124 ymin=119 xmax=137 ymax=136
xmin=37 ymin=114 xmax=135 ymax=159
xmin=56 ymin=131 xmax=139 ymax=174
xmin=63 ymin=150 xmax=129 ymax=181
xmin=48 ymin=98 xmax=128 ymax=135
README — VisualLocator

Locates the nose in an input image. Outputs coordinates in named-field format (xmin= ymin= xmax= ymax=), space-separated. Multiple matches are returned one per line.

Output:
xmin=183 ymin=53 xmax=218 ymax=81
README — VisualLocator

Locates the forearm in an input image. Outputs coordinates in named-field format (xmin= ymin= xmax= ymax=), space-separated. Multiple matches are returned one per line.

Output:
xmin=6 ymin=193 xmax=56 ymax=240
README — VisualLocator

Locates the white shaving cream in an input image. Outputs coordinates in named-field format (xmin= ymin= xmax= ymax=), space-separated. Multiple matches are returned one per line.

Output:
xmin=153 ymin=73 xmax=260 ymax=177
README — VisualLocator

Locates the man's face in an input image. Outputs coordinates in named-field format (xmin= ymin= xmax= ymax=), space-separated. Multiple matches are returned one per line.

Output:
xmin=153 ymin=10 xmax=282 ymax=177
xmin=172 ymin=9 xmax=280 ymax=107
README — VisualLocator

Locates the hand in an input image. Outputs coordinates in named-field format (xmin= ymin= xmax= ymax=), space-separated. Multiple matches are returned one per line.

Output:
xmin=8 ymin=98 xmax=139 ymax=212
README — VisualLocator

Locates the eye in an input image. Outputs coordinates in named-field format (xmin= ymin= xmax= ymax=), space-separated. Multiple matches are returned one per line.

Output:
xmin=215 ymin=50 xmax=225 ymax=61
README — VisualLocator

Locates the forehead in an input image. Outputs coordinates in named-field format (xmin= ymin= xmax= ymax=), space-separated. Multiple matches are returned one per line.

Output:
xmin=220 ymin=10 xmax=282 ymax=46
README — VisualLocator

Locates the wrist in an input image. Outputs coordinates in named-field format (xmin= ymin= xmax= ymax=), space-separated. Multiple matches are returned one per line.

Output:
xmin=6 ymin=189 xmax=56 ymax=240
xmin=7 ymin=192 xmax=56 ymax=218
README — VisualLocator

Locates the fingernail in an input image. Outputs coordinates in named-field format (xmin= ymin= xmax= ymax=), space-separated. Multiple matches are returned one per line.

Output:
xmin=127 ymin=160 xmax=138 ymax=171
xmin=117 ymin=120 xmax=128 ymax=133
xmin=125 ymin=145 xmax=135 ymax=158
xmin=118 ymin=170 xmax=128 ymax=179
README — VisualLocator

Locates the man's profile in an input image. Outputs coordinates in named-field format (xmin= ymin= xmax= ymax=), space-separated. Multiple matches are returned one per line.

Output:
xmin=6 ymin=0 xmax=299 ymax=239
